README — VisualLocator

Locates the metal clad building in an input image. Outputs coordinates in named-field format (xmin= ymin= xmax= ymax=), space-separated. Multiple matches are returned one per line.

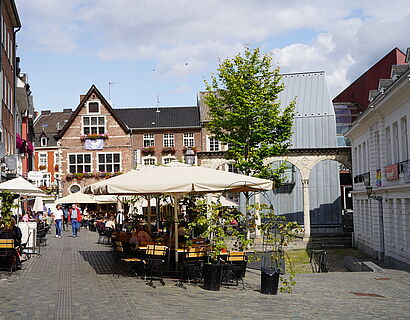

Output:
xmin=263 ymin=72 xmax=342 ymax=229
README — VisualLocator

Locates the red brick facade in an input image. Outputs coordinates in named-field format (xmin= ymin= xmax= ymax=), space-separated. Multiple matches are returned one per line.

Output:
xmin=59 ymin=88 xmax=132 ymax=196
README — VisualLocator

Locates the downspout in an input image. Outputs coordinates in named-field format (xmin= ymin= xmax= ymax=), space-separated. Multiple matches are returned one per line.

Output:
xmin=0 ymin=0 xmax=3 ymax=143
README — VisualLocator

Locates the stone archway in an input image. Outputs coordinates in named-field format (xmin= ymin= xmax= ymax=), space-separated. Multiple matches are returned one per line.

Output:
xmin=198 ymin=147 xmax=352 ymax=240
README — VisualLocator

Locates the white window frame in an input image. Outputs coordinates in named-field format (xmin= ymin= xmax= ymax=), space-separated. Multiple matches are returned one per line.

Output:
xmin=163 ymin=133 xmax=174 ymax=148
xmin=142 ymin=156 xmax=157 ymax=166
xmin=69 ymin=183 xmax=82 ymax=194
xmin=40 ymin=137 xmax=47 ymax=147
xmin=97 ymin=152 xmax=121 ymax=173
xmin=183 ymin=132 xmax=195 ymax=147
xmin=36 ymin=172 xmax=51 ymax=188
xmin=82 ymin=115 xmax=106 ymax=135
xmin=67 ymin=153 xmax=92 ymax=173
xmin=162 ymin=156 xmax=176 ymax=165
xmin=385 ymin=126 xmax=391 ymax=165
xmin=207 ymin=136 xmax=220 ymax=152
xmin=143 ymin=133 xmax=155 ymax=147
xmin=54 ymin=151 xmax=60 ymax=168
xmin=86 ymin=100 xmax=101 ymax=114
xmin=39 ymin=152 xmax=47 ymax=168
xmin=400 ymin=116 xmax=408 ymax=161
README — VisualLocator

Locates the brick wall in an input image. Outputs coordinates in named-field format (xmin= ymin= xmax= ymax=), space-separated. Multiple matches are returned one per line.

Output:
xmin=60 ymin=93 xmax=132 ymax=196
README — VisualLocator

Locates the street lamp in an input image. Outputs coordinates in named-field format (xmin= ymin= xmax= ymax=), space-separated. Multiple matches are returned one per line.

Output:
xmin=184 ymin=148 xmax=196 ymax=165
xmin=366 ymin=186 xmax=383 ymax=202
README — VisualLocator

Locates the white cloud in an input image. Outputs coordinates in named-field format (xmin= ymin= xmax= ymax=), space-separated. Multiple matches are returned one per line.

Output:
xmin=16 ymin=0 xmax=410 ymax=96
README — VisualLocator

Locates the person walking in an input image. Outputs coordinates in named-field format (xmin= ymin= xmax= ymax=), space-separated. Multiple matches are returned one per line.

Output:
xmin=62 ymin=206 xmax=69 ymax=231
xmin=69 ymin=204 xmax=81 ymax=238
xmin=54 ymin=204 xmax=63 ymax=238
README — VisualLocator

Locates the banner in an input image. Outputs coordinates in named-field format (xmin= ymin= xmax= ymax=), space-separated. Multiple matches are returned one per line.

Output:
xmin=85 ymin=138 xmax=104 ymax=150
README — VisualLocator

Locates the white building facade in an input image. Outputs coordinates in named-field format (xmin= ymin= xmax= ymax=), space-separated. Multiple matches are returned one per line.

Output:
xmin=347 ymin=53 xmax=410 ymax=267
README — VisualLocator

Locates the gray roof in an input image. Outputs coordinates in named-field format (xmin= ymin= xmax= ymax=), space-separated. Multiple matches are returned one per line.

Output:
xmin=33 ymin=111 xmax=72 ymax=147
xmin=278 ymin=72 xmax=337 ymax=148
xmin=113 ymin=106 xmax=200 ymax=129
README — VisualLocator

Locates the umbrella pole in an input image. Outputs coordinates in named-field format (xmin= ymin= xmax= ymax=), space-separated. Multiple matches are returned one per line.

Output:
xmin=147 ymin=195 xmax=152 ymax=232
xmin=173 ymin=195 xmax=179 ymax=263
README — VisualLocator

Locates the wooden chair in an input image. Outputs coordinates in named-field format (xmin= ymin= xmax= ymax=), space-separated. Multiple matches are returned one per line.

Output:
xmin=179 ymin=245 xmax=207 ymax=287
xmin=0 ymin=239 xmax=17 ymax=273
xmin=113 ymin=241 xmax=145 ymax=278
xmin=222 ymin=251 xmax=247 ymax=289
xmin=144 ymin=244 xmax=168 ymax=288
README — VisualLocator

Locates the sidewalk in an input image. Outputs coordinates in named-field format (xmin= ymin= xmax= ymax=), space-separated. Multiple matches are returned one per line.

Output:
xmin=1 ymin=229 xmax=409 ymax=320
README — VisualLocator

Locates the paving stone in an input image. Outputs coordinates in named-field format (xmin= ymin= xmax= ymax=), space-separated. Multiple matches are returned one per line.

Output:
xmin=1 ymin=229 xmax=410 ymax=319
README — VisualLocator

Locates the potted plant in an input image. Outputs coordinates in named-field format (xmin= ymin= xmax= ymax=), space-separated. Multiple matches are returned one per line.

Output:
xmin=256 ymin=203 xmax=301 ymax=294
xmin=142 ymin=146 xmax=155 ymax=154
xmin=39 ymin=165 xmax=47 ymax=170
xmin=185 ymin=198 xmax=250 ymax=291
xmin=162 ymin=147 xmax=176 ymax=154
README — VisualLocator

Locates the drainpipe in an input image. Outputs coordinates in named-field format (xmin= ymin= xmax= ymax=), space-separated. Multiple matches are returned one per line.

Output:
xmin=13 ymin=21 xmax=21 ymax=161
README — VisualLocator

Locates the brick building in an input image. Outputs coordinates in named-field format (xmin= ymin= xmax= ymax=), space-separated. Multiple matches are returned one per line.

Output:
xmin=0 ymin=0 xmax=21 ymax=180
xmin=54 ymin=85 xmax=132 ymax=196
xmin=33 ymin=108 xmax=72 ymax=192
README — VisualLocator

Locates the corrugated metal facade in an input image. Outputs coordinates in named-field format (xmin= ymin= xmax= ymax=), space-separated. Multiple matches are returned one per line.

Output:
xmin=262 ymin=72 xmax=341 ymax=226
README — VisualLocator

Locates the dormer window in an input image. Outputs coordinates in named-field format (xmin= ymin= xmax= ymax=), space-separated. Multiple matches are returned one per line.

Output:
xmin=40 ymin=137 xmax=48 ymax=147
xmin=87 ymin=101 xmax=100 ymax=113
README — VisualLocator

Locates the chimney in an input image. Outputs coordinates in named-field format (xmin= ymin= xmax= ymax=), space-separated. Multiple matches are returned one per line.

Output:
xmin=63 ymin=108 xmax=72 ymax=113
xmin=41 ymin=110 xmax=51 ymax=115
xmin=80 ymin=95 xmax=86 ymax=102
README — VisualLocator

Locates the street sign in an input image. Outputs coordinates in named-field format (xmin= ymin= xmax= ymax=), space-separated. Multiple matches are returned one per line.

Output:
xmin=28 ymin=171 xmax=43 ymax=181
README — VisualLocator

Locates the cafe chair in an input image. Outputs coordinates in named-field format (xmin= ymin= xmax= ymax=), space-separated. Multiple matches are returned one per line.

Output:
xmin=144 ymin=244 xmax=168 ymax=288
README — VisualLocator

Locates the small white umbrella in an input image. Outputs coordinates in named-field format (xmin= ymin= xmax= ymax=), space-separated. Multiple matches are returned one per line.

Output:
xmin=33 ymin=196 xmax=44 ymax=213
xmin=0 ymin=177 xmax=45 ymax=195
xmin=56 ymin=192 xmax=96 ymax=204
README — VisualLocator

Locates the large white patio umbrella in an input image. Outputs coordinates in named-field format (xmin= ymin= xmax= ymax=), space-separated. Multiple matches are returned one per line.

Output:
xmin=56 ymin=192 xmax=97 ymax=204
xmin=84 ymin=166 xmax=273 ymax=260
xmin=32 ymin=196 xmax=44 ymax=213
xmin=0 ymin=177 xmax=45 ymax=195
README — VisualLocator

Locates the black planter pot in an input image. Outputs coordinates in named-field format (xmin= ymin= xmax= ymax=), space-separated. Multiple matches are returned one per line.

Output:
xmin=203 ymin=263 xmax=222 ymax=291
xmin=260 ymin=267 xmax=280 ymax=295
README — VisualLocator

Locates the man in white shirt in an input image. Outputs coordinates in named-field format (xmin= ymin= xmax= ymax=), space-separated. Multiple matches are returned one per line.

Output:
xmin=54 ymin=204 xmax=64 ymax=238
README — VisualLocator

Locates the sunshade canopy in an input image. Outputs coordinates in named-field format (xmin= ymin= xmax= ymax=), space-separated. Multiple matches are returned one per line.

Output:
xmin=0 ymin=177 xmax=45 ymax=195
xmin=56 ymin=192 xmax=96 ymax=204
xmin=84 ymin=166 xmax=273 ymax=196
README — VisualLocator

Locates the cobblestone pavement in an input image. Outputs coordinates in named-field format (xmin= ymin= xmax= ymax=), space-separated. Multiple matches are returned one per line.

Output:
xmin=1 ymin=229 xmax=409 ymax=320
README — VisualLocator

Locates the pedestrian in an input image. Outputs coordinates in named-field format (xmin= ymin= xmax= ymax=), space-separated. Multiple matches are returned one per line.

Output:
xmin=62 ymin=206 xmax=69 ymax=231
xmin=54 ymin=204 xmax=63 ymax=238
xmin=69 ymin=204 xmax=81 ymax=238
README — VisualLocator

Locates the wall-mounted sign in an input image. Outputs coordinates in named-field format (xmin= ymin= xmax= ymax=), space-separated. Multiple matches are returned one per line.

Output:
xmin=375 ymin=169 xmax=382 ymax=187
xmin=385 ymin=164 xmax=399 ymax=181
xmin=28 ymin=171 xmax=43 ymax=181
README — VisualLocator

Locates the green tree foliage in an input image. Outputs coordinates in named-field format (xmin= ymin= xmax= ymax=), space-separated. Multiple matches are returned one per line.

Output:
xmin=204 ymin=47 xmax=296 ymax=183
xmin=0 ymin=191 xmax=19 ymax=225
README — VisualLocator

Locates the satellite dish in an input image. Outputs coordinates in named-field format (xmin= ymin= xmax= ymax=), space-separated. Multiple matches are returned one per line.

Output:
xmin=0 ymin=143 xmax=5 ymax=159
xmin=4 ymin=154 xmax=17 ymax=170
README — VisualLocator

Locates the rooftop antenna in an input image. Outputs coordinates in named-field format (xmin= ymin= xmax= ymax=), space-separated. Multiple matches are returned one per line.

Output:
xmin=156 ymin=94 xmax=160 ymax=112
xmin=108 ymin=81 xmax=120 ymax=105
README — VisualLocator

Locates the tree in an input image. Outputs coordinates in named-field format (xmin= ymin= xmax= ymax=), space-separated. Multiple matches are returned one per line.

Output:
xmin=204 ymin=47 xmax=295 ymax=183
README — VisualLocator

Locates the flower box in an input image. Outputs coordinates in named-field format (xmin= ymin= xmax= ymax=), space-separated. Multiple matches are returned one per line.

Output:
xmin=162 ymin=147 xmax=176 ymax=154
xmin=183 ymin=146 xmax=197 ymax=153
xmin=39 ymin=165 xmax=47 ymax=170
xmin=80 ymin=133 xmax=109 ymax=141
xmin=142 ymin=147 xmax=155 ymax=154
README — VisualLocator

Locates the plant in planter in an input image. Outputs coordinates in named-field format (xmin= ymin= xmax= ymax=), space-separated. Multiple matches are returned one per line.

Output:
xmin=142 ymin=146 xmax=155 ymax=154
xmin=182 ymin=146 xmax=197 ymax=153
xmin=39 ymin=165 xmax=47 ymax=170
xmin=54 ymin=165 xmax=59 ymax=171
xmin=161 ymin=147 xmax=176 ymax=154
xmin=255 ymin=203 xmax=301 ymax=294
xmin=0 ymin=191 xmax=19 ymax=227
xmin=184 ymin=197 xmax=251 ymax=291
xmin=80 ymin=133 xmax=109 ymax=141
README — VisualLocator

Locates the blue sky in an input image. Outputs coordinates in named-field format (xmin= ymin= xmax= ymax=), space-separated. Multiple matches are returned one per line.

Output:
xmin=15 ymin=0 xmax=410 ymax=112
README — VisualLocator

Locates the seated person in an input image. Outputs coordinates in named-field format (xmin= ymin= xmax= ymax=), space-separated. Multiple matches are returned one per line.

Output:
xmin=129 ymin=228 xmax=139 ymax=249
xmin=105 ymin=216 xmax=116 ymax=230
xmin=136 ymin=225 xmax=152 ymax=246
xmin=95 ymin=217 xmax=105 ymax=230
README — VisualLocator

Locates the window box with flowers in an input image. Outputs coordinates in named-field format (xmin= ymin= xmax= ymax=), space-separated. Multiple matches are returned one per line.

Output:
xmin=54 ymin=165 xmax=59 ymax=171
xmin=66 ymin=171 xmax=123 ymax=181
xmin=80 ymin=133 xmax=109 ymax=141
xmin=39 ymin=165 xmax=47 ymax=170
xmin=162 ymin=147 xmax=176 ymax=154
xmin=142 ymin=146 xmax=155 ymax=155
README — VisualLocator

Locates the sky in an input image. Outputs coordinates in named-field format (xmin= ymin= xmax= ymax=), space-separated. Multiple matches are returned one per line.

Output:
xmin=14 ymin=0 xmax=410 ymax=112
